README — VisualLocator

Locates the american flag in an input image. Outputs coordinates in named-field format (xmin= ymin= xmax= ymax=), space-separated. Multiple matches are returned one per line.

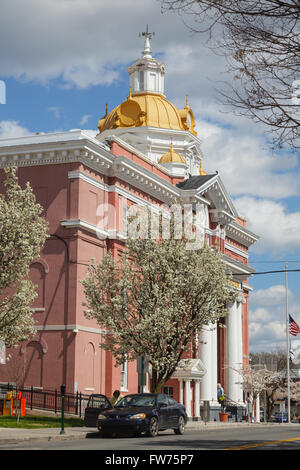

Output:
xmin=289 ymin=315 xmax=300 ymax=336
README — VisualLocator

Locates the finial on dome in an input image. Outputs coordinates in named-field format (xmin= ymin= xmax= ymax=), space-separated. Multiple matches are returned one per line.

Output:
xmin=170 ymin=136 xmax=173 ymax=150
xmin=158 ymin=137 xmax=186 ymax=165
xmin=199 ymin=160 xmax=208 ymax=175
xmin=128 ymin=85 xmax=132 ymax=99
xmin=139 ymin=24 xmax=155 ymax=58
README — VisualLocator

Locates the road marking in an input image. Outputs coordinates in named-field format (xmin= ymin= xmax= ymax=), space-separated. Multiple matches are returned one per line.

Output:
xmin=222 ymin=437 xmax=300 ymax=450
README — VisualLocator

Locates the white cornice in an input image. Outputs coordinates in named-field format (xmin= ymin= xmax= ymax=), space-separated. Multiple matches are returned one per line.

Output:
xmin=225 ymin=242 xmax=248 ymax=260
xmin=0 ymin=130 xmax=185 ymax=205
xmin=35 ymin=324 xmax=107 ymax=334
xmin=112 ymin=155 xmax=181 ymax=203
xmin=60 ymin=218 xmax=126 ymax=241
xmin=68 ymin=170 xmax=163 ymax=213
xmin=0 ymin=130 xmax=258 ymax=248
xmin=223 ymin=253 xmax=256 ymax=282
xmin=226 ymin=221 xmax=259 ymax=247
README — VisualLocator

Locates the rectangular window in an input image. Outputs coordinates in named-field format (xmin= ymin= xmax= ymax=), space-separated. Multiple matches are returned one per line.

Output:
xmin=163 ymin=386 xmax=173 ymax=398
xmin=149 ymin=73 xmax=156 ymax=91
xmin=139 ymin=71 xmax=144 ymax=91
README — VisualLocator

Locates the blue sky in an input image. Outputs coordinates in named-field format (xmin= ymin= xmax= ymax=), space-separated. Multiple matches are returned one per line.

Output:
xmin=0 ymin=0 xmax=299 ymax=355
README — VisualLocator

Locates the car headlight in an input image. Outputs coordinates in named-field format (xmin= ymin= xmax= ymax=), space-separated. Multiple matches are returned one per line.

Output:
xmin=129 ymin=413 xmax=146 ymax=420
xmin=98 ymin=414 xmax=107 ymax=420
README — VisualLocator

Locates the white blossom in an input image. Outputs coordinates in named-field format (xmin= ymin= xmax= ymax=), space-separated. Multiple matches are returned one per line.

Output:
xmin=82 ymin=216 xmax=236 ymax=392
xmin=0 ymin=167 xmax=48 ymax=347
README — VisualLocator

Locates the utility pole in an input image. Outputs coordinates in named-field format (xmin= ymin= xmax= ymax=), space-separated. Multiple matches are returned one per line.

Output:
xmin=285 ymin=263 xmax=291 ymax=423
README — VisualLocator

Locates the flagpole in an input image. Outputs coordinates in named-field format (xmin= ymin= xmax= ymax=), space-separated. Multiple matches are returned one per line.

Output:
xmin=285 ymin=262 xmax=291 ymax=424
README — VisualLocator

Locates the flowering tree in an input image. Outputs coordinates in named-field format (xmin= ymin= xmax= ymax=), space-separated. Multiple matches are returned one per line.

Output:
xmin=82 ymin=220 xmax=236 ymax=392
xmin=276 ymin=380 xmax=300 ymax=404
xmin=0 ymin=167 xmax=48 ymax=348
xmin=232 ymin=366 xmax=289 ymax=417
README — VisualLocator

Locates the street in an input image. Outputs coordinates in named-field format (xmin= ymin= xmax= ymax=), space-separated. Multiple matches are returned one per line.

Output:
xmin=1 ymin=424 xmax=300 ymax=453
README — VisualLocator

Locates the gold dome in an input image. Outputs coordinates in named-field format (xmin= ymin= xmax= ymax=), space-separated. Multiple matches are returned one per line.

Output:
xmin=158 ymin=138 xmax=186 ymax=164
xmin=98 ymin=92 xmax=197 ymax=135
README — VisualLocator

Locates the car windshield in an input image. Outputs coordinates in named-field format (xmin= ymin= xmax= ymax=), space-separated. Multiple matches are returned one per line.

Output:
xmin=115 ymin=395 xmax=156 ymax=408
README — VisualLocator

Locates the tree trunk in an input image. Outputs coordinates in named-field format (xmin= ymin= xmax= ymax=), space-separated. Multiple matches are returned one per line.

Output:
xmin=151 ymin=368 xmax=166 ymax=393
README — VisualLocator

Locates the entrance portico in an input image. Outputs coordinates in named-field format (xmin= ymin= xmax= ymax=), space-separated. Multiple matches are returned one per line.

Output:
xmin=172 ymin=358 xmax=206 ymax=419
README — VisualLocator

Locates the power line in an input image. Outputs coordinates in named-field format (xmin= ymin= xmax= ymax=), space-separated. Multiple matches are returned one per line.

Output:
xmin=251 ymin=260 xmax=300 ymax=264
xmin=231 ymin=268 xmax=300 ymax=277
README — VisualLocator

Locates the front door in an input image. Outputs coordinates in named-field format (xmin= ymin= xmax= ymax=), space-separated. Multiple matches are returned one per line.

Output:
xmin=157 ymin=394 xmax=171 ymax=429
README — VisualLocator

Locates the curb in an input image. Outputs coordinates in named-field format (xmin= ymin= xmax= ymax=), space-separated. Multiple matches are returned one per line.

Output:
xmin=0 ymin=422 xmax=299 ymax=445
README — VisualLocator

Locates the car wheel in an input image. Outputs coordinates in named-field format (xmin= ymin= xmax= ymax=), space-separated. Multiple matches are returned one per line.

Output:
xmin=174 ymin=415 xmax=185 ymax=435
xmin=147 ymin=417 xmax=158 ymax=437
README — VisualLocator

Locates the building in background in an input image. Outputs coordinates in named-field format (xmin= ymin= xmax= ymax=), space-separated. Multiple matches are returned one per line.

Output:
xmin=0 ymin=31 xmax=258 ymax=420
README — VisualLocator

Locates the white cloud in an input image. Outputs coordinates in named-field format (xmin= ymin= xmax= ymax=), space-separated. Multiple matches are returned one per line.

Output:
xmin=251 ymin=285 xmax=287 ymax=308
xmin=0 ymin=120 xmax=31 ymax=138
xmin=249 ymin=285 xmax=300 ymax=352
xmin=0 ymin=0 xmax=187 ymax=89
xmin=190 ymin=119 xmax=300 ymax=254
xmin=47 ymin=106 xmax=62 ymax=119
xmin=198 ymin=126 xmax=300 ymax=200
xmin=80 ymin=114 xmax=92 ymax=126
xmin=234 ymin=196 xmax=300 ymax=254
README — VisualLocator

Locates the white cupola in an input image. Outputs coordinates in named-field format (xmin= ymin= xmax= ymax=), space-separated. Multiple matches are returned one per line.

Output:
xmin=127 ymin=25 xmax=166 ymax=96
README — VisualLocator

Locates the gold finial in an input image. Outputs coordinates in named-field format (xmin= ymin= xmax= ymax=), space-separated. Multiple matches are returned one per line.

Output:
xmin=199 ymin=159 xmax=208 ymax=175
xmin=158 ymin=136 xmax=186 ymax=164
xmin=185 ymin=94 xmax=189 ymax=107
xmin=128 ymin=85 xmax=132 ymax=100
xmin=105 ymin=103 xmax=108 ymax=117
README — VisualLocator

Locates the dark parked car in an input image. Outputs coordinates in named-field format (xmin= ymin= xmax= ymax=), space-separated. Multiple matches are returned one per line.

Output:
xmin=274 ymin=410 xmax=294 ymax=423
xmin=84 ymin=394 xmax=112 ymax=427
xmin=97 ymin=393 xmax=187 ymax=437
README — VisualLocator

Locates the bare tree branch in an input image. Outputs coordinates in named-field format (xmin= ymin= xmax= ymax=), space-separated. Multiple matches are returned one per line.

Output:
xmin=161 ymin=0 xmax=300 ymax=149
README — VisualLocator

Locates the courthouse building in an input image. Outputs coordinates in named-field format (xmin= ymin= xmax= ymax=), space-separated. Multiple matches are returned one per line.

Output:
xmin=0 ymin=32 xmax=258 ymax=419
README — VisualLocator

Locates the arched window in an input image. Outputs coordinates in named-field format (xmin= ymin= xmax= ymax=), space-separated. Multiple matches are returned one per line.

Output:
xmin=24 ymin=341 xmax=44 ymax=388
xmin=84 ymin=342 xmax=95 ymax=390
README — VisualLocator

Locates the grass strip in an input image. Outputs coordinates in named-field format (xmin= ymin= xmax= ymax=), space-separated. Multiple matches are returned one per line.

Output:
xmin=0 ymin=414 xmax=85 ymax=429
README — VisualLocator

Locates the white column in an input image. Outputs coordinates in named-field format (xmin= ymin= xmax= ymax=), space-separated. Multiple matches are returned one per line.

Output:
xmin=226 ymin=300 xmax=244 ymax=403
xmin=194 ymin=380 xmax=200 ymax=418
xmin=226 ymin=301 xmax=239 ymax=402
xmin=185 ymin=379 xmax=192 ymax=417
xmin=211 ymin=324 xmax=218 ymax=403
xmin=256 ymin=394 xmax=260 ymax=423
xmin=179 ymin=380 xmax=184 ymax=405
xmin=200 ymin=326 xmax=212 ymax=401
xmin=236 ymin=301 xmax=244 ymax=402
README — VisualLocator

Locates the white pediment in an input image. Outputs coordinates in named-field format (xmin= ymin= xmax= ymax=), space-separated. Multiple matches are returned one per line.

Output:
xmin=197 ymin=175 xmax=238 ymax=224
xmin=172 ymin=358 xmax=207 ymax=380
xmin=177 ymin=173 xmax=239 ymax=226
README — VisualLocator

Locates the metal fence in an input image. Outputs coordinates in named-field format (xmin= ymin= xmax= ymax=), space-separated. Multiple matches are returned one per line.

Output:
xmin=0 ymin=384 xmax=91 ymax=417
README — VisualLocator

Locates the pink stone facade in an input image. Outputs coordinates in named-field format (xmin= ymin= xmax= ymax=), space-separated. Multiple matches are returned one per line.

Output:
xmin=0 ymin=136 xmax=256 ymax=416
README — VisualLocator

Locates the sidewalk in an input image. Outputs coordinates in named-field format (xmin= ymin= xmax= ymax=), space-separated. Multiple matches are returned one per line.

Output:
xmin=0 ymin=420 xmax=285 ymax=446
